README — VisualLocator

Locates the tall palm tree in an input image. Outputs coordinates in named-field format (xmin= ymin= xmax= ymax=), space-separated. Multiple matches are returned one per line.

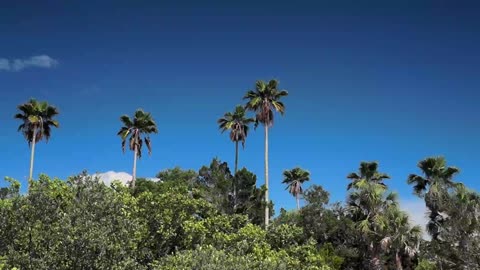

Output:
xmin=347 ymin=161 xmax=390 ymax=190
xmin=244 ymin=79 xmax=288 ymax=227
xmin=15 ymin=99 xmax=59 ymax=181
xmin=217 ymin=105 xmax=255 ymax=174
xmin=282 ymin=167 xmax=310 ymax=210
xmin=117 ymin=109 xmax=158 ymax=188
xmin=407 ymin=156 xmax=459 ymax=240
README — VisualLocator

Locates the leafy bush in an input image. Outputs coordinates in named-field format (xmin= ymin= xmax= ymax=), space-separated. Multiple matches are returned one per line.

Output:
xmin=152 ymin=245 xmax=336 ymax=270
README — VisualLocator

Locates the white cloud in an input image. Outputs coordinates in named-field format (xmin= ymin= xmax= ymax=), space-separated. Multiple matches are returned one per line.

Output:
xmin=92 ymin=171 xmax=160 ymax=186
xmin=93 ymin=171 xmax=133 ymax=186
xmin=0 ymin=55 xmax=58 ymax=71
xmin=400 ymin=199 xmax=430 ymax=239
xmin=0 ymin=58 xmax=10 ymax=70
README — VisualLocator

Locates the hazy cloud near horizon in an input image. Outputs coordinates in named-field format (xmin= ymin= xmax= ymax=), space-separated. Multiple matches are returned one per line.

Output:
xmin=0 ymin=55 xmax=58 ymax=71
xmin=400 ymin=199 xmax=429 ymax=239
xmin=93 ymin=171 xmax=160 ymax=186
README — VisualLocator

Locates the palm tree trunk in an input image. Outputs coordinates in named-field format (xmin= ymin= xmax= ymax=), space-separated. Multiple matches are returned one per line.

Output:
xmin=369 ymin=245 xmax=383 ymax=270
xmin=233 ymin=141 xmax=238 ymax=212
xmin=29 ymin=128 xmax=37 ymax=181
xmin=296 ymin=193 xmax=300 ymax=210
xmin=132 ymin=136 xmax=138 ymax=188
xmin=395 ymin=250 xmax=403 ymax=270
xmin=235 ymin=141 xmax=238 ymax=174
xmin=264 ymin=124 xmax=269 ymax=227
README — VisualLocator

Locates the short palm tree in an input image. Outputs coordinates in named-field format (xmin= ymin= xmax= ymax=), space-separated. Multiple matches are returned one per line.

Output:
xmin=15 ymin=99 xmax=59 ymax=181
xmin=282 ymin=167 xmax=310 ymax=210
xmin=244 ymin=79 xmax=288 ymax=227
xmin=381 ymin=209 xmax=422 ymax=270
xmin=347 ymin=161 xmax=390 ymax=190
xmin=117 ymin=109 xmax=158 ymax=188
xmin=407 ymin=156 xmax=459 ymax=240
xmin=217 ymin=105 xmax=255 ymax=174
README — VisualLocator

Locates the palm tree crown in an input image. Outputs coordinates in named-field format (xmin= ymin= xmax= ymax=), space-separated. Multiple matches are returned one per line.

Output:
xmin=282 ymin=167 xmax=310 ymax=200
xmin=347 ymin=161 xmax=390 ymax=190
xmin=243 ymin=79 xmax=288 ymax=127
xmin=117 ymin=109 xmax=158 ymax=158
xmin=15 ymin=98 xmax=59 ymax=146
xmin=217 ymin=105 xmax=254 ymax=148
xmin=407 ymin=156 xmax=459 ymax=197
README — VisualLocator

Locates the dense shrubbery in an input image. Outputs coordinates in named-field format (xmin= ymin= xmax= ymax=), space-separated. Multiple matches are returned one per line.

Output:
xmin=1 ymin=157 xmax=479 ymax=269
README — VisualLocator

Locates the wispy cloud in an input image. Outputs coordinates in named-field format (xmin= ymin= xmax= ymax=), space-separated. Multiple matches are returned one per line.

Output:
xmin=0 ymin=55 xmax=58 ymax=71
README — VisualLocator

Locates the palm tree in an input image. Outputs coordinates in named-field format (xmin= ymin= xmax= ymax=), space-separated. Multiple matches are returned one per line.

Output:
xmin=381 ymin=209 xmax=422 ymax=270
xmin=117 ymin=109 xmax=158 ymax=188
xmin=347 ymin=162 xmax=393 ymax=270
xmin=347 ymin=161 xmax=390 ymax=190
xmin=217 ymin=105 xmax=254 ymax=212
xmin=217 ymin=105 xmax=255 ymax=174
xmin=282 ymin=167 xmax=310 ymax=210
xmin=15 ymin=99 xmax=59 ymax=181
xmin=407 ymin=156 xmax=459 ymax=240
xmin=244 ymin=79 xmax=288 ymax=227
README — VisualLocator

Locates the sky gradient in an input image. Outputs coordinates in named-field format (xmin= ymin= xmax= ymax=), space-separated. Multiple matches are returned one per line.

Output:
xmin=1 ymin=1 xmax=479 ymax=218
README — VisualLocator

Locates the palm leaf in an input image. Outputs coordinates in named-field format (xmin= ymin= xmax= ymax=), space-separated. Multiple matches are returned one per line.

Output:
xmin=145 ymin=136 xmax=152 ymax=155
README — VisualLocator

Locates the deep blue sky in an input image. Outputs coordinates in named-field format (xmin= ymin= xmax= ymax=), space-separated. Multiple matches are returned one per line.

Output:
xmin=1 ymin=1 xmax=479 ymax=213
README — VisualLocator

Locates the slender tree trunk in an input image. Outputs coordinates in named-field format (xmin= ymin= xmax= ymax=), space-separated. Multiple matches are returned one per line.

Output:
xmin=233 ymin=141 xmax=238 ymax=212
xmin=369 ymin=245 xmax=383 ymax=270
xmin=29 ymin=128 xmax=37 ymax=181
xmin=296 ymin=193 xmax=300 ymax=210
xmin=395 ymin=250 xmax=403 ymax=270
xmin=235 ymin=141 xmax=238 ymax=174
xmin=264 ymin=125 xmax=269 ymax=227
xmin=132 ymin=135 xmax=138 ymax=188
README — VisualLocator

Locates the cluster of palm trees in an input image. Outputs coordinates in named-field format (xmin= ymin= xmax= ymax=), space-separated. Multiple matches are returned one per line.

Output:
xmin=14 ymin=79 xmax=293 ymax=227
xmin=218 ymin=79 xmax=295 ymax=227
xmin=14 ymin=99 xmax=159 ymax=189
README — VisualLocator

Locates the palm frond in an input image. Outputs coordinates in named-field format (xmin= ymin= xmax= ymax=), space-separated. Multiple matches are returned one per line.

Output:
xmin=347 ymin=172 xmax=360 ymax=180
xmin=15 ymin=99 xmax=60 ymax=145
xmin=145 ymin=136 xmax=152 ymax=155
xmin=120 ymin=115 xmax=133 ymax=127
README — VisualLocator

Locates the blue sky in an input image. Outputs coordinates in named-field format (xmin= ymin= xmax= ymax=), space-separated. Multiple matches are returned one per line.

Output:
xmin=1 ymin=1 xmax=480 ymax=216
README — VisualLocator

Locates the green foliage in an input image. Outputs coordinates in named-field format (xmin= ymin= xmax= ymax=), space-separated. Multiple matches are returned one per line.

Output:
xmin=152 ymin=245 xmax=291 ymax=270
xmin=153 ymin=226 xmax=342 ymax=270
xmin=156 ymin=166 xmax=197 ymax=184
xmin=1 ymin=173 xmax=144 ymax=269
xmin=0 ymin=177 xmax=20 ymax=199
xmin=135 ymin=183 xmax=215 ymax=263
xmin=415 ymin=259 xmax=436 ymax=270
xmin=2 ymin=155 xmax=479 ymax=270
